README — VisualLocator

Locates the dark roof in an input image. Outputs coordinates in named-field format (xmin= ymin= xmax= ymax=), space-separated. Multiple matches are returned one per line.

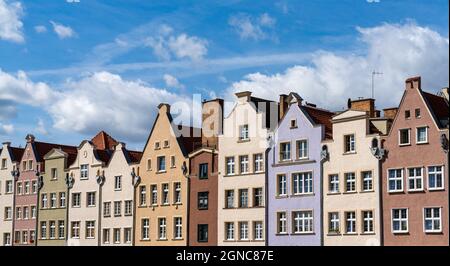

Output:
xmin=9 ymin=147 xmax=25 ymax=162
xmin=171 ymin=125 xmax=203 ymax=155
xmin=421 ymin=91 xmax=449 ymax=128
xmin=33 ymin=142 xmax=78 ymax=172
xmin=301 ymin=105 xmax=334 ymax=139
xmin=91 ymin=131 xmax=119 ymax=150
xmin=124 ymin=149 xmax=143 ymax=164
xmin=94 ymin=149 xmax=113 ymax=164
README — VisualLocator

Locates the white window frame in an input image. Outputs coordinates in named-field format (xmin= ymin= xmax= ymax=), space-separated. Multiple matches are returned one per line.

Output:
xmin=239 ymin=221 xmax=249 ymax=240
xmin=114 ymin=176 xmax=122 ymax=191
xmin=293 ymin=210 xmax=314 ymax=234
xmin=329 ymin=174 xmax=339 ymax=193
xmin=407 ymin=167 xmax=424 ymax=192
xmin=86 ymin=192 xmax=96 ymax=207
xmin=80 ymin=164 xmax=89 ymax=179
xmin=297 ymin=139 xmax=308 ymax=159
xmin=391 ymin=208 xmax=409 ymax=234
xmin=328 ymin=212 xmax=340 ymax=234
xmin=277 ymin=174 xmax=287 ymax=196
xmin=174 ymin=182 xmax=182 ymax=204
xmin=254 ymin=154 xmax=264 ymax=173
xmin=279 ymin=142 xmax=291 ymax=161
xmin=71 ymin=221 xmax=80 ymax=239
xmin=277 ymin=212 xmax=287 ymax=234
xmin=344 ymin=134 xmax=356 ymax=153
xmin=141 ymin=219 xmax=150 ymax=240
xmin=158 ymin=218 xmax=167 ymax=240
xmin=428 ymin=166 xmax=444 ymax=191
xmin=174 ymin=217 xmax=183 ymax=239
xmin=416 ymin=126 xmax=428 ymax=144
xmin=162 ymin=183 xmax=169 ymax=205
xmin=362 ymin=210 xmax=374 ymax=234
xmin=225 ymin=222 xmax=234 ymax=240
xmin=345 ymin=172 xmax=356 ymax=193
xmin=387 ymin=168 xmax=403 ymax=193
xmin=239 ymin=124 xmax=249 ymax=141
xmin=226 ymin=157 xmax=235 ymax=175
xmin=85 ymin=221 xmax=95 ymax=239
xmin=398 ymin=128 xmax=411 ymax=146
xmin=254 ymin=221 xmax=263 ymax=241
xmin=239 ymin=155 xmax=250 ymax=174
xmin=345 ymin=211 xmax=357 ymax=234
xmin=361 ymin=171 xmax=373 ymax=192
xmin=292 ymin=172 xmax=313 ymax=195
xmin=423 ymin=207 xmax=442 ymax=233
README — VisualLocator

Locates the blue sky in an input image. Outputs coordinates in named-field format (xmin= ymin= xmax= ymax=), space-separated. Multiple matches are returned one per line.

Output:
xmin=0 ymin=0 xmax=449 ymax=150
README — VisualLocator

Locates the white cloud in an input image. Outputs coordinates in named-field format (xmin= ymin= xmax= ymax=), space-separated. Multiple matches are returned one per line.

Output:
xmin=50 ymin=20 xmax=75 ymax=39
xmin=367 ymin=0 xmax=381 ymax=3
xmin=48 ymin=71 xmax=190 ymax=141
xmin=226 ymin=22 xmax=449 ymax=111
xmin=167 ymin=34 xmax=208 ymax=61
xmin=36 ymin=118 xmax=48 ymax=136
xmin=228 ymin=13 xmax=276 ymax=41
xmin=0 ymin=123 xmax=14 ymax=135
xmin=163 ymin=74 xmax=184 ymax=89
xmin=34 ymin=25 xmax=47 ymax=33
xmin=0 ymin=0 xmax=24 ymax=43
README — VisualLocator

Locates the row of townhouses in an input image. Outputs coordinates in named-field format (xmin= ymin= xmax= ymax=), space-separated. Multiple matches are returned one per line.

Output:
xmin=0 ymin=76 xmax=448 ymax=246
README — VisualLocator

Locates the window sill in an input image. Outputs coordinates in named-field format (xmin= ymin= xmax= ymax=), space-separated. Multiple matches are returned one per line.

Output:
xmin=275 ymin=233 xmax=288 ymax=236
xmin=424 ymin=231 xmax=443 ymax=234
xmin=237 ymin=139 xmax=250 ymax=143
xmin=398 ymin=143 xmax=411 ymax=147
xmin=291 ymin=232 xmax=315 ymax=235
xmin=360 ymin=232 xmax=376 ymax=235
xmin=327 ymin=192 xmax=340 ymax=195
xmin=428 ymin=188 xmax=445 ymax=192
xmin=342 ymin=152 xmax=356 ymax=155
xmin=156 ymin=170 xmax=167 ymax=174
xmin=392 ymin=231 xmax=409 ymax=235
xmin=342 ymin=233 xmax=358 ymax=236
xmin=291 ymin=193 xmax=315 ymax=198
xmin=416 ymin=142 xmax=429 ymax=145
xmin=275 ymin=195 xmax=288 ymax=199
xmin=343 ymin=191 xmax=357 ymax=195
xmin=388 ymin=191 xmax=404 ymax=194
xmin=407 ymin=189 xmax=425 ymax=193
xmin=327 ymin=233 xmax=342 ymax=236
xmin=360 ymin=190 xmax=375 ymax=194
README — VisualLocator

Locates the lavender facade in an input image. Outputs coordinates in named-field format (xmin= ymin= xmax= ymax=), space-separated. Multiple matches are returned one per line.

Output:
xmin=268 ymin=93 xmax=333 ymax=246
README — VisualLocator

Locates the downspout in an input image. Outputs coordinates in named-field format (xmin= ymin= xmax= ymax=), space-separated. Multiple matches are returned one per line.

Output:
xmin=185 ymin=159 xmax=190 ymax=246
xmin=320 ymin=154 xmax=324 ymax=247
xmin=378 ymin=157 xmax=384 ymax=246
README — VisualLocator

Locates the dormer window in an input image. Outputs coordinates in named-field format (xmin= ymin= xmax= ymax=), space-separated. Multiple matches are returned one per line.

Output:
xmin=239 ymin=125 xmax=249 ymax=141
xmin=51 ymin=168 xmax=58 ymax=180
xmin=344 ymin=134 xmax=355 ymax=153
xmin=290 ymin=119 xmax=297 ymax=128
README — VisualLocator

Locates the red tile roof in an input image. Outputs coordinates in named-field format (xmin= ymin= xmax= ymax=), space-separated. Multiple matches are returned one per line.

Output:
xmin=91 ymin=131 xmax=119 ymax=150
xmin=302 ymin=105 xmax=334 ymax=139
xmin=125 ymin=150 xmax=143 ymax=164
xmin=421 ymin=91 xmax=449 ymax=128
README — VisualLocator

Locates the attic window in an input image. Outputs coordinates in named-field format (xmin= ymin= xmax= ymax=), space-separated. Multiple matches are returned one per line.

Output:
xmin=405 ymin=110 xmax=411 ymax=119
xmin=155 ymin=142 xmax=160 ymax=150
xmin=1 ymin=158 xmax=6 ymax=169
xmin=163 ymin=140 xmax=169 ymax=148
xmin=415 ymin=108 xmax=421 ymax=118
xmin=290 ymin=119 xmax=297 ymax=128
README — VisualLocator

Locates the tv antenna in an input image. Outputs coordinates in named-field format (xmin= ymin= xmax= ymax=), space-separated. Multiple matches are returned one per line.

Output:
xmin=371 ymin=70 xmax=383 ymax=99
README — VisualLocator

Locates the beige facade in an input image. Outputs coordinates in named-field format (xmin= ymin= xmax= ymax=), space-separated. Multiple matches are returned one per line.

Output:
xmin=0 ymin=143 xmax=23 ymax=246
xmin=322 ymin=107 xmax=387 ymax=246
xmin=218 ymin=92 xmax=276 ymax=246
xmin=100 ymin=143 xmax=141 ymax=246
xmin=135 ymin=103 xmax=201 ymax=246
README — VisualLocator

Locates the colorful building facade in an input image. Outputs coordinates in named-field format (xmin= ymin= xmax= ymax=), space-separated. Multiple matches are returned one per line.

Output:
xmin=268 ymin=93 xmax=333 ymax=246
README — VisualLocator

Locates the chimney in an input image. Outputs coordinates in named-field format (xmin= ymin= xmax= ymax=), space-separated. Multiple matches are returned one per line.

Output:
xmin=158 ymin=103 xmax=171 ymax=114
xmin=25 ymin=134 xmax=35 ymax=143
xmin=405 ymin=76 xmax=421 ymax=91
xmin=2 ymin=142 xmax=11 ymax=148
xmin=279 ymin=94 xmax=289 ymax=121
xmin=235 ymin=91 xmax=252 ymax=103
xmin=440 ymin=87 xmax=449 ymax=102
xmin=348 ymin=98 xmax=376 ymax=118
xmin=201 ymin=98 xmax=224 ymax=148
xmin=383 ymin=107 xmax=398 ymax=120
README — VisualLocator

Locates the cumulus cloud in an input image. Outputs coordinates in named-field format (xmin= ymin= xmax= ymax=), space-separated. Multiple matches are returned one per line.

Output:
xmin=0 ymin=0 xmax=24 ymax=43
xmin=50 ymin=20 xmax=75 ymax=39
xmin=0 ymin=123 xmax=14 ymax=135
xmin=228 ymin=13 xmax=276 ymax=41
xmin=48 ymin=71 xmax=191 ymax=141
xmin=35 ymin=118 xmax=48 ymax=136
xmin=226 ymin=22 xmax=449 ymax=111
xmin=163 ymin=74 xmax=184 ymax=89
xmin=146 ymin=25 xmax=208 ymax=61
xmin=34 ymin=25 xmax=47 ymax=33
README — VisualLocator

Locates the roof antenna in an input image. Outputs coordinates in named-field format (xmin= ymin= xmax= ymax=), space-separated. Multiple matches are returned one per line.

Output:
xmin=371 ymin=70 xmax=383 ymax=99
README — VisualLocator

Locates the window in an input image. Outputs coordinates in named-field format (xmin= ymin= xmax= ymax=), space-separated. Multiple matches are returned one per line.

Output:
xmin=277 ymin=174 xmax=287 ymax=196
xmin=225 ymin=222 xmax=234 ymax=240
xmin=388 ymin=169 xmax=403 ymax=192
xmin=58 ymin=221 xmax=65 ymax=239
xmin=424 ymin=207 xmax=441 ymax=233
xmin=164 ymin=140 xmax=169 ymax=148
xmin=1 ymin=158 xmax=6 ymax=169
xmin=16 ymin=207 xmax=22 ymax=219
xmin=146 ymin=159 xmax=152 ymax=171
xmin=399 ymin=129 xmax=410 ymax=145
xmin=293 ymin=211 xmax=314 ymax=234
xmin=49 ymin=221 xmax=56 ymax=239
xmin=151 ymin=185 xmax=157 ymax=205
xmin=139 ymin=186 xmax=146 ymax=206
xmin=14 ymin=231 xmax=20 ymax=244
xmin=254 ymin=188 xmax=264 ymax=207
xmin=113 ymin=228 xmax=121 ymax=244
xmin=392 ymin=209 xmax=408 ymax=233
xmin=170 ymin=156 xmax=176 ymax=168
xmin=239 ymin=155 xmax=249 ymax=173
xmin=277 ymin=212 xmax=287 ymax=234
xmin=280 ymin=142 xmax=291 ymax=161
xmin=80 ymin=164 xmax=89 ymax=179
xmin=362 ymin=211 xmax=374 ymax=234
xmin=254 ymin=154 xmax=263 ymax=172
xmin=17 ymin=182 xmax=22 ymax=195
xmin=6 ymin=180 xmax=13 ymax=193
xmin=40 ymin=222 xmax=47 ymax=239
xmin=174 ymin=217 xmax=182 ymax=239
xmin=28 ymin=160 xmax=33 ymax=171
xmin=405 ymin=110 xmax=410 ymax=119
xmin=345 ymin=173 xmax=356 ymax=192
xmin=141 ymin=219 xmax=150 ymax=240
xmin=87 ymin=192 xmax=96 ymax=207
xmin=22 ymin=161 xmax=26 ymax=171
xmin=23 ymin=207 xmax=29 ymax=219
xmin=124 ymin=228 xmax=132 ymax=243
xmin=4 ymin=233 xmax=11 ymax=246
xmin=362 ymin=171 xmax=373 ymax=191
xmin=114 ymin=201 xmax=121 ymax=217
xmin=50 ymin=193 xmax=57 ymax=208
xmin=297 ymin=140 xmax=308 ymax=159
xmin=114 ymin=176 xmax=122 ymax=190
xmin=71 ymin=221 xmax=80 ymax=238
xmin=158 ymin=218 xmax=167 ymax=240
xmin=155 ymin=142 xmax=160 ymax=149
xmin=225 ymin=157 xmax=234 ymax=175
xmin=408 ymin=167 xmax=423 ymax=191
xmin=225 ymin=190 xmax=234 ymax=208
xmin=239 ymin=125 xmax=249 ymax=141
xmin=238 ymin=189 xmax=248 ymax=208
xmin=86 ymin=221 xmax=95 ymax=239
xmin=198 ymin=192 xmax=209 ymax=210
xmin=4 ymin=207 xmax=12 ymax=220
xmin=59 ymin=192 xmax=66 ymax=208
xmin=157 ymin=156 xmax=166 ymax=172
xmin=254 ymin=222 xmax=263 ymax=240
xmin=197 ymin=224 xmax=208 ymax=242
xmin=51 ymin=168 xmax=58 ymax=180
xmin=174 ymin=182 xmax=182 ymax=204
xmin=329 ymin=212 xmax=340 ymax=234
xmin=415 ymin=108 xmax=421 ymax=118
xmin=103 ymin=229 xmax=110 ymax=244
xmin=22 ymin=231 xmax=28 ymax=244
xmin=124 ymin=200 xmax=133 ymax=216
xmin=199 ymin=163 xmax=208 ymax=179
xmin=239 ymin=222 xmax=249 ymax=240
xmin=24 ymin=181 xmax=30 ymax=194
xmin=30 ymin=230 xmax=36 ymax=244
xmin=31 ymin=206 xmax=36 ymax=218
xmin=103 ymin=202 xmax=111 ymax=217
xmin=428 ymin=166 xmax=444 ymax=190
xmin=290 ymin=119 xmax=297 ymax=128
xmin=329 ymin=174 xmax=339 ymax=193
xmin=344 ymin=134 xmax=355 ymax=153
xmin=345 ymin=212 xmax=356 ymax=234
xmin=292 ymin=172 xmax=313 ymax=194
xmin=41 ymin=194 xmax=48 ymax=209
xmin=31 ymin=181 xmax=37 ymax=194
xmin=162 ymin=183 xmax=169 ymax=205
xmin=416 ymin=127 xmax=428 ymax=143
